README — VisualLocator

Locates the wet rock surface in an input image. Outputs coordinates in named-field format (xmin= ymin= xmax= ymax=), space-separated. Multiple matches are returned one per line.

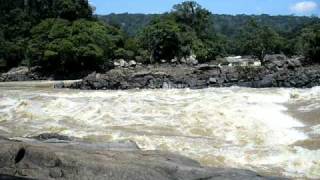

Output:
xmin=0 ymin=134 xmax=286 ymax=180
xmin=69 ymin=59 xmax=320 ymax=90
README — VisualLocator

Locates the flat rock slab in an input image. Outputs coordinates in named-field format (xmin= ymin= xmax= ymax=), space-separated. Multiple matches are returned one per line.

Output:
xmin=0 ymin=136 xmax=287 ymax=180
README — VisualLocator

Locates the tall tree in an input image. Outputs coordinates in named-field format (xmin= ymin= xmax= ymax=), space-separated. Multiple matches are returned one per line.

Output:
xmin=172 ymin=1 xmax=212 ymax=38
xmin=0 ymin=0 xmax=94 ymax=70
xmin=28 ymin=19 xmax=120 ymax=73
xmin=139 ymin=17 xmax=181 ymax=62
xmin=238 ymin=20 xmax=282 ymax=60
xmin=300 ymin=23 xmax=320 ymax=62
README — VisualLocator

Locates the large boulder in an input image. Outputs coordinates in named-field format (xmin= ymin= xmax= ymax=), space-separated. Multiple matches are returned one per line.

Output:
xmin=263 ymin=54 xmax=287 ymax=63
xmin=287 ymin=56 xmax=303 ymax=69
xmin=180 ymin=55 xmax=198 ymax=66
xmin=0 ymin=135 xmax=285 ymax=180
xmin=129 ymin=60 xmax=137 ymax=67
xmin=0 ymin=66 xmax=45 ymax=82
xmin=0 ymin=66 xmax=31 ymax=81
xmin=114 ymin=59 xmax=129 ymax=68
xmin=263 ymin=54 xmax=287 ymax=69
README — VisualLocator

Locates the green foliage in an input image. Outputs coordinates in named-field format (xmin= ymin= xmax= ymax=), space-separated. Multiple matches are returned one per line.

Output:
xmin=139 ymin=17 xmax=181 ymax=62
xmin=237 ymin=20 xmax=283 ymax=60
xmin=195 ymin=35 xmax=227 ymax=62
xmin=28 ymin=19 xmax=118 ymax=73
xmin=300 ymin=24 xmax=320 ymax=62
xmin=102 ymin=13 xmax=158 ymax=37
xmin=1 ymin=0 xmax=320 ymax=74
xmin=172 ymin=1 xmax=212 ymax=38
xmin=101 ymin=12 xmax=320 ymax=61
xmin=114 ymin=48 xmax=135 ymax=59
xmin=124 ymin=38 xmax=139 ymax=54
xmin=0 ymin=0 xmax=95 ymax=71
xmin=139 ymin=1 xmax=226 ymax=62
xmin=100 ymin=14 xmax=320 ymax=39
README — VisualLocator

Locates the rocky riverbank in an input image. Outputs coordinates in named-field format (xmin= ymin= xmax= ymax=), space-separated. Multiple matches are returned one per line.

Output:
xmin=1 ymin=55 xmax=320 ymax=89
xmin=68 ymin=55 xmax=320 ymax=90
xmin=0 ymin=133 xmax=286 ymax=180
xmin=0 ymin=66 xmax=47 ymax=82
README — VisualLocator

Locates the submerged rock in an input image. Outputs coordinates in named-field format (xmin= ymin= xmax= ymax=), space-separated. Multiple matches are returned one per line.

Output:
xmin=0 ymin=135 xmax=286 ymax=180
xmin=31 ymin=133 xmax=73 ymax=141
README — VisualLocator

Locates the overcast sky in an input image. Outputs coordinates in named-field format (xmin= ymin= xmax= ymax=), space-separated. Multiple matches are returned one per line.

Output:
xmin=90 ymin=0 xmax=320 ymax=16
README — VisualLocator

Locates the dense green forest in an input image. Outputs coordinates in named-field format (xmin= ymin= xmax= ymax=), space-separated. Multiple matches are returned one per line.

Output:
xmin=0 ymin=0 xmax=126 ymax=74
xmin=101 ymin=12 xmax=320 ymax=61
xmin=101 ymin=13 xmax=319 ymax=38
xmin=0 ymin=0 xmax=319 ymax=74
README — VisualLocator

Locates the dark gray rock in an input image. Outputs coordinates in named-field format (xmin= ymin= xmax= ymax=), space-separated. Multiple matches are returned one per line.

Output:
xmin=209 ymin=78 xmax=218 ymax=84
xmin=31 ymin=133 xmax=73 ymax=141
xmin=0 ymin=66 xmax=46 ymax=82
xmin=263 ymin=54 xmax=287 ymax=64
xmin=68 ymin=60 xmax=320 ymax=90
xmin=0 ymin=136 xmax=286 ymax=180
xmin=287 ymin=57 xmax=302 ymax=69
xmin=253 ymin=75 xmax=274 ymax=88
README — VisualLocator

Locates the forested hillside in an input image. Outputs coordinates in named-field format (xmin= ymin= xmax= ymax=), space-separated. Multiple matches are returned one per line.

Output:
xmin=1 ymin=0 xmax=319 ymax=74
xmin=101 ymin=12 xmax=320 ymax=61
xmin=0 ymin=0 xmax=125 ymax=74
xmin=100 ymin=13 xmax=319 ymax=38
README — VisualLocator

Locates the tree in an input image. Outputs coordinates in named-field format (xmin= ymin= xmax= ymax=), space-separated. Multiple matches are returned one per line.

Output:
xmin=0 ymin=0 xmax=94 ymax=70
xmin=238 ymin=20 xmax=282 ymax=60
xmin=0 ymin=30 xmax=6 ymax=70
xmin=171 ymin=1 xmax=224 ymax=61
xmin=172 ymin=1 xmax=212 ymax=38
xmin=193 ymin=35 xmax=227 ymax=62
xmin=139 ymin=17 xmax=181 ymax=62
xmin=28 ymin=19 xmax=118 ymax=73
xmin=139 ymin=1 xmax=223 ymax=62
xmin=300 ymin=23 xmax=320 ymax=62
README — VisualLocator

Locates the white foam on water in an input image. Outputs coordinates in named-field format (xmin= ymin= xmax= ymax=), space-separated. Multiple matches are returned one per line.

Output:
xmin=0 ymin=86 xmax=319 ymax=178
xmin=290 ymin=86 xmax=320 ymax=113
xmin=310 ymin=125 xmax=320 ymax=135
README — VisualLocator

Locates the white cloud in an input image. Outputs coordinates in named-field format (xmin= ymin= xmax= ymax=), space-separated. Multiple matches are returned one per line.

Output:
xmin=290 ymin=1 xmax=318 ymax=13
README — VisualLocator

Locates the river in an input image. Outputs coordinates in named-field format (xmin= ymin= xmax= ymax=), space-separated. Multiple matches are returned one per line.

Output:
xmin=0 ymin=83 xmax=319 ymax=179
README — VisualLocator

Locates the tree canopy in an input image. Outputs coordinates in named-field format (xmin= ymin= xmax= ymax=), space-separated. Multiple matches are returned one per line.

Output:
xmin=139 ymin=17 xmax=181 ymax=62
xmin=1 ymin=0 xmax=320 ymax=73
xmin=28 ymin=19 xmax=121 ymax=73
xmin=138 ymin=1 xmax=225 ymax=62
xmin=236 ymin=20 xmax=282 ymax=60
xmin=0 ymin=0 xmax=127 ymax=73
xmin=300 ymin=24 xmax=320 ymax=62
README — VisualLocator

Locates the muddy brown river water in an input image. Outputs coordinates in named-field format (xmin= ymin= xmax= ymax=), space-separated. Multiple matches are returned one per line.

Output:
xmin=0 ymin=82 xmax=319 ymax=179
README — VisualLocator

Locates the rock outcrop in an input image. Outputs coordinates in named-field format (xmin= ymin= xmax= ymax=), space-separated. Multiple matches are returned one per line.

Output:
xmin=0 ymin=134 xmax=285 ymax=180
xmin=1 ymin=55 xmax=320 ymax=89
xmin=0 ymin=66 xmax=46 ymax=82
xmin=68 ymin=56 xmax=320 ymax=90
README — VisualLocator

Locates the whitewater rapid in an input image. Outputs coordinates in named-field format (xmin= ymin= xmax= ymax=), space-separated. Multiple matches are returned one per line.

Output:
xmin=0 ymin=85 xmax=319 ymax=178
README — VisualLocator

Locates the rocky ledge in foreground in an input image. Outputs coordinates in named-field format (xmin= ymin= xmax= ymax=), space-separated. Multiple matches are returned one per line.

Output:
xmin=0 ymin=134 xmax=285 ymax=180
xmin=68 ymin=55 xmax=320 ymax=90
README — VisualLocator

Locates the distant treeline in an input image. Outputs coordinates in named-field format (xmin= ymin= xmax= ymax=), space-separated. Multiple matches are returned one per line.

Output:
xmin=0 ymin=0 xmax=319 ymax=74
xmin=101 ymin=13 xmax=319 ymax=38
xmin=101 ymin=12 xmax=320 ymax=60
